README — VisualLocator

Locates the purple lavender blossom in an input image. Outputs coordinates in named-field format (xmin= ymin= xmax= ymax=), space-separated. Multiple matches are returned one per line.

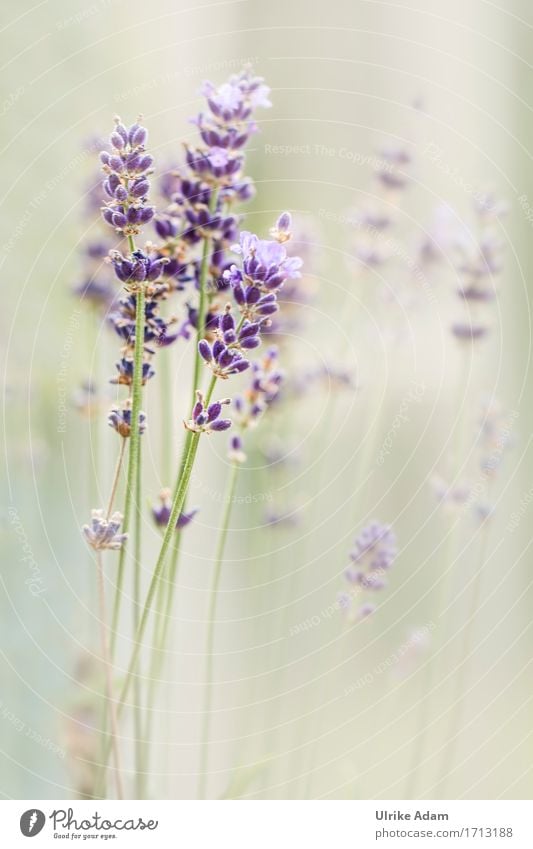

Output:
xmin=108 ymin=292 xmax=173 ymax=348
xmin=110 ymin=249 xmax=169 ymax=287
xmin=184 ymin=391 xmax=232 ymax=434
xmin=225 ymin=230 xmax=303 ymax=294
xmin=187 ymin=69 xmax=271 ymax=187
xmin=108 ymin=404 xmax=147 ymax=438
xmin=152 ymin=489 xmax=199 ymax=530
xmin=100 ymin=118 xmax=155 ymax=236
xmin=197 ymin=305 xmax=268 ymax=378
xmin=111 ymin=357 xmax=155 ymax=386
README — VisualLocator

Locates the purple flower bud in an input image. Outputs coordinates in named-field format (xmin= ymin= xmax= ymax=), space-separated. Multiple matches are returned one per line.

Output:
xmin=112 ymin=211 xmax=127 ymax=228
xmin=131 ymin=179 xmax=150 ymax=198
xmin=108 ymin=155 xmax=124 ymax=173
xmin=212 ymin=339 xmax=225 ymax=360
xmin=114 ymin=122 xmax=128 ymax=143
xmin=239 ymin=322 xmax=260 ymax=339
xmin=110 ymin=131 xmax=125 ymax=150
xmin=246 ymin=286 xmax=261 ymax=305
xmin=140 ymin=206 xmax=155 ymax=223
xmin=232 ymin=282 xmax=246 ymax=305
xmin=130 ymin=125 xmax=148 ymax=147
xmin=220 ymin=311 xmax=235 ymax=333
xmin=240 ymin=336 xmax=260 ymax=350
xmin=137 ymin=154 xmax=153 ymax=172
xmin=210 ymin=419 xmax=232 ymax=431
xmin=207 ymin=402 xmax=222 ymax=422
xmin=198 ymin=340 xmax=212 ymax=362
xmin=231 ymin=359 xmax=250 ymax=374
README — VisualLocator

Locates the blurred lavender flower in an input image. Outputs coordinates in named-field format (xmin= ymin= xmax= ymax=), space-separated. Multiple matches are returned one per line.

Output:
xmin=82 ymin=509 xmax=127 ymax=551
xmin=227 ymin=347 xmax=284 ymax=464
xmin=451 ymin=197 xmax=505 ymax=343
xmin=233 ymin=347 xmax=283 ymax=430
xmin=152 ymin=488 xmax=199 ymax=530
xmin=342 ymin=521 xmax=398 ymax=620
xmin=376 ymin=145 xmax=413 ymax=192
xmin=431 ymin=398 xmax=515 ymax=520
xmin=72 ymin=380 xmax=100 ymax=418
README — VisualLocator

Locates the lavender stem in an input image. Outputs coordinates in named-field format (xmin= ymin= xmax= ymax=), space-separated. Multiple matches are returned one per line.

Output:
xmin=198 ymin=459 xmax=239 ymax=799
xmin=96 ymin=551 xmax=124 ymax=800
xmin=110 ymin=280 xmax=145 ymax=656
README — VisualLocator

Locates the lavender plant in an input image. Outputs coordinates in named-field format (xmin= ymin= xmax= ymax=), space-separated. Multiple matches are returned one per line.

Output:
xmin=78 ymin=69 xmax=303 ymax=799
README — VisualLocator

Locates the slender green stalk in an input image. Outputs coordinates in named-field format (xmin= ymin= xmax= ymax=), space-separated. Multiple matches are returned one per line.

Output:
xmin=110 ymin=282 xmax=146 ymax=656
xmin=101 ymin=379 xmax=219 ymax=776
xmin=136 ymin=194 xmax=222 ymax=766
xmin=198 ymin=460 xmax=239 ymax=800
xmin=133 ymin=438 xmax=144 ymax=797
xmin=118 ymin=432 xmax=200 ymax=700
xmin=159 ymin=348 xmax=173 ymax=471
xmin=105 ymin=438 xmax=127 ymax=519
xmin=142 ymin=532 xmax=182 ymax=778
xmin=96 ymin=551 xmax=124 ymax=800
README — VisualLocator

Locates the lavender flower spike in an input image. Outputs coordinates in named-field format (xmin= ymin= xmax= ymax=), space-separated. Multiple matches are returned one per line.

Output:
xmin=100 ymin=116 xmax=155 ymax=236
xmin=83 ymin=509 xmax=127 ymax=551
xmin=184 ymin=391 xmax=232 ymax=434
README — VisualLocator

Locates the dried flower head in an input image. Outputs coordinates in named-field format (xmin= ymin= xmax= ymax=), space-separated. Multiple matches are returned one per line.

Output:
xmin=82 ymin=510 xmax=127 ymax=551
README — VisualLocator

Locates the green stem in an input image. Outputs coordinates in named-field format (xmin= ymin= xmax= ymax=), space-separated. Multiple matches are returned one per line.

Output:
xmin=101 ymin=378 xmax=219 ymax=773
xmin=96 ymin=552 xmax=123 ymax=800
xmin=159 ymin=348 xmax=173 ymax=472
xmin=198 ymin=460 xmax=239 ymax=800
xmin=134 ymin=438 xmax=144 ymax=798
xmin=106 ymin=438 xmax=127 ymax=519
xmin=110 ymin=284 xmax=146 ymax=657
xmin=143 ymin=532 xmax=182 ymax=779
